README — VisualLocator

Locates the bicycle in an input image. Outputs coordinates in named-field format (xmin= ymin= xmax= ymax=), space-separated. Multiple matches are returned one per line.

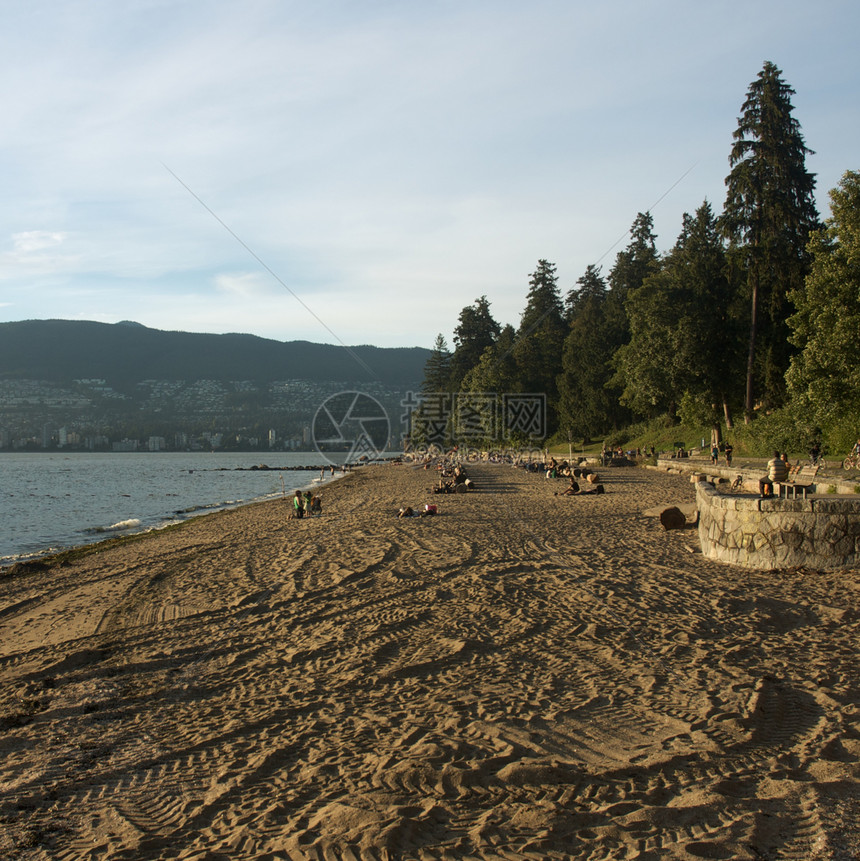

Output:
xmin=843 ymin=452 xmax=860 ymax=471
xmin=730 ymin=474 xmax=744 ymax=492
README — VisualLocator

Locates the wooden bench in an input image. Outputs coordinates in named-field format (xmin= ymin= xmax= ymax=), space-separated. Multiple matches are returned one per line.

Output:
xmin=776 ymin=482 xmax=812 ymax=500
xmin=776 ymin=464 xmax=819 ymax=499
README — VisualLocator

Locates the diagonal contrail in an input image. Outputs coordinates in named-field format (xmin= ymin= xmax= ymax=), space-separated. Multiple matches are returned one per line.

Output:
xmin=162 ymin=162 xmax=379 ymax=381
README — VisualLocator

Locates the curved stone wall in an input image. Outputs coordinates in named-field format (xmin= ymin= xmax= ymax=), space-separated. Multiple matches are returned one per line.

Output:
xmin=696 ymin=480 xmax=860 ymax=570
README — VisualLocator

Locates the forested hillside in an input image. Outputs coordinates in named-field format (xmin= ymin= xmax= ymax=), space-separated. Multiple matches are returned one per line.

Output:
xmin=0 ymin=320 xmax=429 ymax=389
xmin=413 ymin=62 xmax=859 ymax=456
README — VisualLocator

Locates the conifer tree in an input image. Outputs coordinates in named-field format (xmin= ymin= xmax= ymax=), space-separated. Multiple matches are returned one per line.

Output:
xmin=557 ymin=265 xmax=614 ymax=441
xmin=421 ymin=334 xmax=452 ymax=393
xmin=601 ymin=212 xmax=659 ymax=429
xmin=722 ymin=60 xmax=819 ymax=420
xmin=449 ymin=296 xmax=501 ymax=391
xmin=612 ymin=201 xmax=738 ymax=425
xmin=512 ymin=260 xmax=566 ymax=432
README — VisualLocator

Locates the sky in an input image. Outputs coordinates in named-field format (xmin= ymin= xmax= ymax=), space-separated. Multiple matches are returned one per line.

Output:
xmin=1 ymin=0 xmax=858 ymax=350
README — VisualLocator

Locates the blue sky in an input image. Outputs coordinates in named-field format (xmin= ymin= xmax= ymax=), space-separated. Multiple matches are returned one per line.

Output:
xmin=1 ymin=0 xmax=857 ymax=349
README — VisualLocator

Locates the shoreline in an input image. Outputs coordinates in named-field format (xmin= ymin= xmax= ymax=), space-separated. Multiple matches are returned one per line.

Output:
xmin=1 ymin=461 xmax=857 ymax=859
xmin=0 ymin=460 xmax=360 ymax=572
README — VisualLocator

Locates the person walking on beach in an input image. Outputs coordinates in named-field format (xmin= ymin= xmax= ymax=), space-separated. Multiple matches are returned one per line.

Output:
xmin=710 ymin=443 xmax=719 ymax=465
xmin=724 ymin=442 xmax=733 ymax=466
xmin=293 ymin=490 xmax=305 ymax=519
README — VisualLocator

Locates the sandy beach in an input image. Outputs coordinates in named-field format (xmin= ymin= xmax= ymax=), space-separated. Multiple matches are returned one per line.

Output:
xmin=1 ymin=461 xmax=857 ymax=860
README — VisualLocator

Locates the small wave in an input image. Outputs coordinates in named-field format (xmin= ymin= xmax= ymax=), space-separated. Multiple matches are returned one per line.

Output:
xmin=86 ymin=518 xmax=142 ymax=534
xmin=173 ymin=502 xmax=230 ymax=515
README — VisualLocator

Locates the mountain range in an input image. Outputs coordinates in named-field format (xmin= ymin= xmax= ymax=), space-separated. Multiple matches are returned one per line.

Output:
xmin=0 ymin=320 xmax=430 ymax=389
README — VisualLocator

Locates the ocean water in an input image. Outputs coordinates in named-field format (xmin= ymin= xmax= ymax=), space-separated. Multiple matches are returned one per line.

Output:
xmin=0 ymin=451 xmax=351 ymax=566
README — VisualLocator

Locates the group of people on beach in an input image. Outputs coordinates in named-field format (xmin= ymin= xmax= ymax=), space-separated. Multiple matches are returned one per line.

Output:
xmin=534 ymin=457 xmax=606 ymax=495
xmin=433 ymin=462 xmax=474 ymax=494
xmin=291 ymin=489 xmax=322 ymax=519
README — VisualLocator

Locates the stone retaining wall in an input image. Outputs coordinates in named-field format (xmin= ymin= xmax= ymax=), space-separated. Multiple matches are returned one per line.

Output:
xmin=696 ymin=480 xmax=860 ymax=570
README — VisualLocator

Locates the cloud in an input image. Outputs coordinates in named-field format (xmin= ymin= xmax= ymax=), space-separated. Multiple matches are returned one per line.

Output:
xmin=11 ymin=231 xmax=66 ymax=253
xmin=214 ymin=271 xmax=278 ymax=299
xmin=0 ymin=1 xmax=858 ymax=347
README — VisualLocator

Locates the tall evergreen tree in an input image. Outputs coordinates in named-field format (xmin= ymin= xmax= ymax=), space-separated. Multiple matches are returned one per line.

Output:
xmin=722 ymin=60 xmax=819 ymax=420
xmin=512 ymin=260 xmax=566 ymax=431
xmin=601 ymin=212 xmax=659 ymax=428
xmin=564 ymin=263 xmax=604 ymax=322
xmin=557 ymin=265 xmax=615 ymax=441
xmin=449 ymin=296 xmax=501 ymax=391
xmin=421 ymin=333 xmax=452 ymax=393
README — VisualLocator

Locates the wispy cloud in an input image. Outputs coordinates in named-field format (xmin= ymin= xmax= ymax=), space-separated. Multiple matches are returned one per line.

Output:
xmin=12 ymin=231 xmax=66 ymax=253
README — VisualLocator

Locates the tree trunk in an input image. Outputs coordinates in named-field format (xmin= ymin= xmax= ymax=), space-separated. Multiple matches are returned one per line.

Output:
xmin=722 ymin=396 xmax=734 ymax=430
xmin=710 ymin=423 xmax=722 ymax=447
xmin=744 ymin=268 xmax=759 ymax=424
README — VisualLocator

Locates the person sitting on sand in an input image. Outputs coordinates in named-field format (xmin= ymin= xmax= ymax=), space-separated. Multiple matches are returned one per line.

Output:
xmin=556 ymin=475 xmax=605 ymax=496
xmin=560 ymin=478 xmax=580 ymax=496
xmin=310 ymin=495 xmax=322 ymax=516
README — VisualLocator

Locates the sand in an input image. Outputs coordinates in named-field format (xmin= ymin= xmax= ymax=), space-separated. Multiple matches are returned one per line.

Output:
xmin=0 ymin=461 xmax=858 ymax=860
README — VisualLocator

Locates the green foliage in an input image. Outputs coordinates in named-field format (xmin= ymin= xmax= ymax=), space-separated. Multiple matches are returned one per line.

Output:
xmin=614 ymin=202 xmax=742 ymax=425
xmin=512 ymin=260 xmax=566 ymax=431
xmin=557 ymin=265 xmax=616 ymax=440
xmin=423 ymin=66 xmax=857 ymax=467
xmin=677 ymin=391 xmax=718 ymax=430
xmin=722 ymin=60 xmax=819 ymax=415
xmin=728 ymin=407 xmax=821 ymax=458
xmin=421 ymin=334 xmax=452 ymax=393
xmin=786 ymin=170 xmax=860 ymax=428
xmin=449 ymin=297 xmax=501 ymax=391
xmin=461 ymin=325 xmax=518 ymax=394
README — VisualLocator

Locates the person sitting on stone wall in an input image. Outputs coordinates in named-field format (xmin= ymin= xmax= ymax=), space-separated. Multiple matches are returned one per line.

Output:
xmin=759 ymin=450 xmax=789 ymax=498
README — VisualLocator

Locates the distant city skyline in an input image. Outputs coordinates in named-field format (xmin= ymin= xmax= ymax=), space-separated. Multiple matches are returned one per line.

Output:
xmin=1 ymin=1 xmax=857 ymax=348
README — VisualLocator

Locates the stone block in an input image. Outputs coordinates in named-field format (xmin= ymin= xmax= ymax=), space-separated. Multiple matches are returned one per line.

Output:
xmin=813 ymin=498 xmax=860 ymax=515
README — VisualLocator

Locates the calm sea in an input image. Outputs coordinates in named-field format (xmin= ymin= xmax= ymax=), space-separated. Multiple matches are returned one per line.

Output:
xmin=0 ymin=451 xmax=354 ymax=566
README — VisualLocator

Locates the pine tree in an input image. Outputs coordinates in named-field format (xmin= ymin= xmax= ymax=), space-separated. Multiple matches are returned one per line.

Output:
xmin=512 ymin=260 xmax=566 ymax=431
xmin=461 ymin=325 xmax=518 ymax=395
xmin=722 ymin=60 xmax=819 ymax=420
xmin=421 ymin=334 xmax=452 ymax=393
xmin=557 ymin=265 xmax=615 ymax=442
xmin=449 ymin=296 xmax=501 ymax=391
xmin=600 ymin=212 xmax=659 ymax=429
xmin=612 ymin=202 xmax=738 ymax=425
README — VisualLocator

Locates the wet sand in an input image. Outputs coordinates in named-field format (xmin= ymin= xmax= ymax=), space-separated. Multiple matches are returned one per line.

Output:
xmin=1 ymin=462 xmax=858 ymax=860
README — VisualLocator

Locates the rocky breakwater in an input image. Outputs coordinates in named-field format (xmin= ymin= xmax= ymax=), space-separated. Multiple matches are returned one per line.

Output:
xmin=696 ymin=478 xmax=860 ymax=570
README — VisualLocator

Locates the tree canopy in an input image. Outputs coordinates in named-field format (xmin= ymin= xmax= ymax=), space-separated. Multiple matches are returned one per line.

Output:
xmin=409 ymin=62 xmax=853 ymax=453
xmin=786 ymin=170 xmax=860 ymax=427
xmin=722 ymin=60 xmax=819 ymax=419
